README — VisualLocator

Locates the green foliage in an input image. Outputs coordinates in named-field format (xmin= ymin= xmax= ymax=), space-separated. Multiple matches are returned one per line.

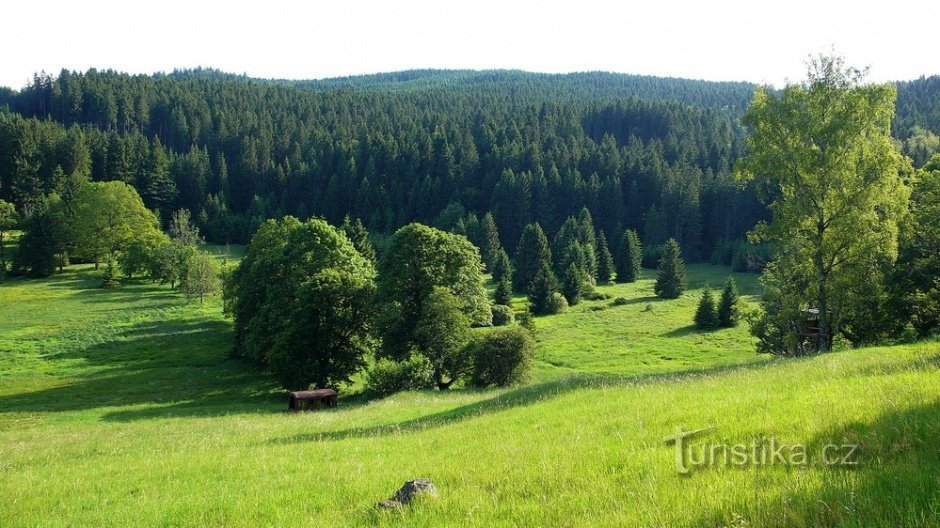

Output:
xmin=0 ymin=198 xmax=17 ymax=274
xmin=717 ymin=277 xmax=740 ymax=327
xmin=180 ymin=251 xmax=221 ymax=304
xmin=513 ymin=223 xmax=552 ymax=293
xmin=492 ymin=248 xmax=513 ymax=305
xmin=470 ymin=326 xmax=534 ymax=388
xmin=892 ymin=156 xmax=940 ymax=337
xmin=12 ymin=195 xmax=67 ymax=277
xmin=478 ymin=212 xmax=501 ymax=271
xmin=340 ymin=215 xmax=376 ymax=263
xmin=72 ymin=181 xmax=164 ymax=285
xmin=168 ymin=209 xmax=204 ymax=247
xmin=527 ymin=262 xmax=562 ymax=315
xmin=413 ymin=287 xmax=473 ymax=390
xmin=616 ymin=229 xmax=642 ymax=282
xmin=595 ymin=231 xmax=614 ymax=282
xmin=364 ymin=355 xmax=435 ymax=398
xmin=562 ymin=262 xmax=585 ymax=306
xmin=229 ymin=217 xmax=375 ymax=389
xmin=654 ymin=238 xmax=687 ymax=299
xmin=738 ymin=55 xmax=911 ymax=351
xmin=694 ymin=288 xmax=719 ymax=329
xmin=375 ymin=223 xmax=490 ymax=363
xmin=490 ymin=304 xmax=514 ymax=326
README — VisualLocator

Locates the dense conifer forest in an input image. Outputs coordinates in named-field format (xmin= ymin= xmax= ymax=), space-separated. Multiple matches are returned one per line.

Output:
xmin=1 ymin=68 xmax=937 ymax=257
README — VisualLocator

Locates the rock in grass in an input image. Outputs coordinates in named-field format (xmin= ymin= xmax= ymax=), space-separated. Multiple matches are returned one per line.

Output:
xmin=377 ymin=479 xmax=438 ymax=509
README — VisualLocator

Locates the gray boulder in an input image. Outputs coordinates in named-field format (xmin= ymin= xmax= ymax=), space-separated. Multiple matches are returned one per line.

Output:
xmin=377 ymin=479 xmax=438 ymax=509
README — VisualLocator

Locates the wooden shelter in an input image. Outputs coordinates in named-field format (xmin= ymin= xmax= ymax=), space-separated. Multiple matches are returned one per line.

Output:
xmin=288 ymin=389 xmax=338 ymax=411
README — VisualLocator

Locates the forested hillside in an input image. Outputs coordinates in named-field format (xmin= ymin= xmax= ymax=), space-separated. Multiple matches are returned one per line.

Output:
xmin=0 ymin=69 xmax=937 ymax=254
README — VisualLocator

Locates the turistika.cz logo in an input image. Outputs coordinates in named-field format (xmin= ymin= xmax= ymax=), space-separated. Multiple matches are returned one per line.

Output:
xmin=663 ymin=426 xmax=859 ymax=475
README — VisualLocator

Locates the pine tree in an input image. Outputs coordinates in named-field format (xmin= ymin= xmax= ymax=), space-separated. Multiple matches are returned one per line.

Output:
xmin=492 ymin=248 xmax=513 ymax=305
xmin=717 ymin=277 xmax=740 ymax=327
xmin=479 ymin=212 xmax=501 ymax=271
xmin=513 ymin=223 xmax=552 ymax=293
xmin=694 ymin=288 xmax=719 ymax=329
xmin=562 ymin=262 xmax=584 ymax=306
xmin=527 ymin=262 xmax=560 ymax=315
xmin=341 ymin=215 xmax=376 ymax=263
xmin=595 ymin=231 xmax=615 ymax=282
xmin=654 ymin=238 xmax=687 ymax=299
xmin=617 ymin=229 xmax=642 ymax=283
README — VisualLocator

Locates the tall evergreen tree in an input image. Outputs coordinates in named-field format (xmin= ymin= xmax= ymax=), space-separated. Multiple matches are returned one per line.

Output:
xmin=655 ymin=238 xmax=687 ymax=299
xmin=513 ymin=223 xmax=552 ymax=293
xmin=595 ymin=231 xmax=615 ymax=282
xmin=717 ymin=277 xmax=740 ymax=327
xmin=527 ymin=262 xmax=561 ymax=315
xmin=478 ymin=212 xmax=502 ymax=271
xmin=341 ymin=215 xmax=376 ymax=263
xmin=492 ymin=248 xmax=513 ymax=306
xmin=617 ymin=229 xmax=643 ymax=283
xmin=694 ymin=288 xmax=720 ymax=329
xmin=562 ymin=262 xmax=584 ymax=306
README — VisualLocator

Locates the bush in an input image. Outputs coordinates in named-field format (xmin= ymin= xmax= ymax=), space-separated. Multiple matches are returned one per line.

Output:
xmin=517 ymin=310 xmax=536 ymax=333
xmin=470 ymin=327 xmax=534 ymax=388
xmin=545 ymin=292 xmax=568 ymax=314
xmin=585 ymin=291 xmax=613 ymax=301
xmin=491 ymin=304 xmax=514 ymax=326
xmin=612 ymin=296 xmax=629 ymax=306
xmin=364 ymin=355 xmax=435 ymax=398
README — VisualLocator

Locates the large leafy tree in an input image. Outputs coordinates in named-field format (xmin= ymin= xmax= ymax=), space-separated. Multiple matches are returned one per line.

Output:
xmin=227 ymin=217 xmax=375 ymax=390
xmin=737 ymin=56 xmax=911 ymax=352
xmin=72 ymin=181 xmax=164 ymax=285
xmin=413 ymin=287 xmax=473 ymax=390
xmin=374 ymin=223 xmax=490 ymax=361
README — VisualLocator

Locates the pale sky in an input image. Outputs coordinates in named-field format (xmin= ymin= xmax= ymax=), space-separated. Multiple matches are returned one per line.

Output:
xmin=2 ymin=0 xmax=938 ymax=90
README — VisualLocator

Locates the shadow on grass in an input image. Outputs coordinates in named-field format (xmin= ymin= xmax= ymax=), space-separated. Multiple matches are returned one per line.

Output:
xmin=272 ymin=359 xmax=783 ymax=445
xmin=0 ymin=314 xmax=282 ymax=419
xmin=695 ymin=398 xmax=940 ymax=527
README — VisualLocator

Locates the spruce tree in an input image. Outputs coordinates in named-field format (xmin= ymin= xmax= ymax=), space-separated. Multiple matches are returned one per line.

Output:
xmin=595 ymin=231 xmax=614 ymax=282
xmin=479 ymin=212 xmax=501 ymax=271
xmin=341 ymin=215 xmax=376 ymax=263
xmin=492 ymin=248 xmax=513 ymax=306
xmin=717 ymin=277 xmax=740 ymax=327
xmin=527 ymin=262 xmax=560 ymax=315
xmin=617 ymin=229 xmax=642 ymax=283
xmin=562 ymin=262 xmax=584 ymax=306
xmin=654 ymin=238 xmax=687 ymax=299
xmin=514 ymin=223 xmax=552 ymax=293
xmin=694 ymin=288 xmax=719 ymax=329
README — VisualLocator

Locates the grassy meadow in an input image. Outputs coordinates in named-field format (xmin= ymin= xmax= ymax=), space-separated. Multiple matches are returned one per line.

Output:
xmin=1 ymin=257 xmax=938 ymax=527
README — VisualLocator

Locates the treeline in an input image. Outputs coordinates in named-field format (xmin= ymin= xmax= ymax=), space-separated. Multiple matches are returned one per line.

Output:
xmin=0 ymin=68 xmax=765 ymax=259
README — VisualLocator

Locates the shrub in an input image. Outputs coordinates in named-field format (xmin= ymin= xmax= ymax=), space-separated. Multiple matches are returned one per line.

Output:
xmin=585 ymin=291 xmax=613 ymax=301
xmin=365 ymin=355 xmax=435 ymax=398
xmin=612 ymin=296 xmax=629 ymax=306
xmin=491 ymin=304 xmax=514 ymax=326
xmin=546 ymin=292 xmax=568 ymax=314
xmin=470 ymin=327 xmax=534 ymax=388
xmin=517 ymin=311 xmax=536 ymax=333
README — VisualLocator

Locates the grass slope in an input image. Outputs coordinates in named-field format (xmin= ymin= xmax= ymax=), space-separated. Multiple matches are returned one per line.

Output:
xmin=1 ymin=264 xmax=937 ymax=527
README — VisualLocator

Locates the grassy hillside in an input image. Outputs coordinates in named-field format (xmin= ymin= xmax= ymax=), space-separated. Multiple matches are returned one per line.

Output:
xmin=1 ymin=264 xmax=937 ymax=527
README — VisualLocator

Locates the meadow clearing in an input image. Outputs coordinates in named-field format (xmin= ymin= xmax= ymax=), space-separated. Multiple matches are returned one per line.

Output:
xmin=1 ymin=253 xmax=937 ymax=527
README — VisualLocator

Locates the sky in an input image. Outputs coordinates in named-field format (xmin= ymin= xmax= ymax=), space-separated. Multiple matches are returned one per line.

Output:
xmin=2 ymin=0 xmax=938 ymax=90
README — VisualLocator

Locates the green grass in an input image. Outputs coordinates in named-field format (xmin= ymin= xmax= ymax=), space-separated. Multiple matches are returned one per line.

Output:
xmin=1 ymin=263 xmax=938 ymax=527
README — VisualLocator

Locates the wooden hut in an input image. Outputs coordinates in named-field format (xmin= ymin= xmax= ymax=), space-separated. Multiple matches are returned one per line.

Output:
xmin=288 ymin=389 xmax=338 ymax=411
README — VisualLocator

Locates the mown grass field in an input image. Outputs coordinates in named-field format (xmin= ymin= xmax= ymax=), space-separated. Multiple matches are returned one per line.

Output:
xmin=1 ymin=257 xmax=938 ymax=527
